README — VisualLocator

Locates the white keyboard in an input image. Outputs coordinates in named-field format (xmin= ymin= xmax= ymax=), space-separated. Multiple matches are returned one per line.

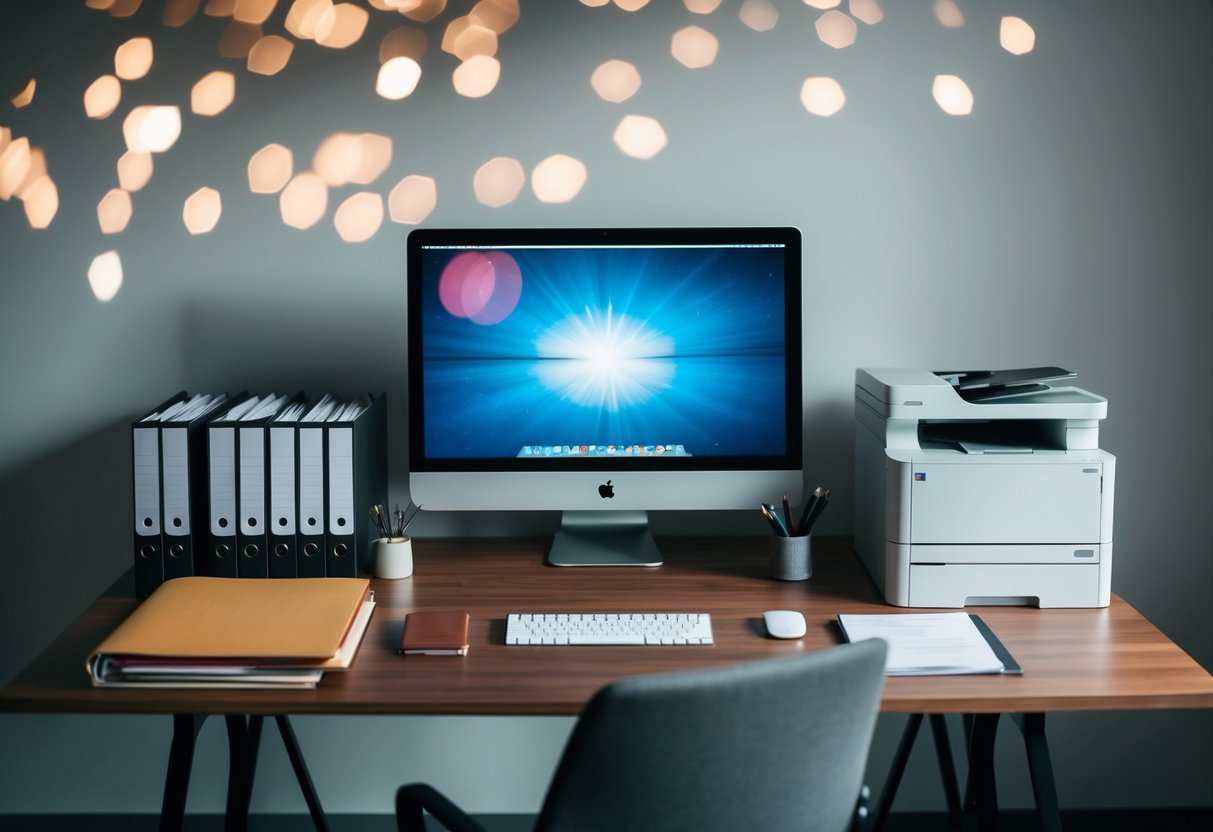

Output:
xmin=505 ymin=613 xmax=714 ymax=645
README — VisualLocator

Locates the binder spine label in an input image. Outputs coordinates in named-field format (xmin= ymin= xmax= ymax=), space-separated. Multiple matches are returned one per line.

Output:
xmin=328 ymin=427 xmax=354 ymax=534
xmin=209 ymin=427 xmax=236 ymax=536
xmin=270 ymin=426 xmax=296 ymax=534
xmin=239 ymin=426 xmax=266 ymax=535
xmin=133 ymin=427 xmax=161 ymax=535
xmin=299 ymin=427 xmax=325 ymax=534
xmin=161 ymin=427 xmax=191 ymax=536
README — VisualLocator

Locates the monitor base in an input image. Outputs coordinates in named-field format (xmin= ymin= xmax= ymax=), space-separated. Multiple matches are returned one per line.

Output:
xmin=547 ymin=510 xmax=663 ymax=567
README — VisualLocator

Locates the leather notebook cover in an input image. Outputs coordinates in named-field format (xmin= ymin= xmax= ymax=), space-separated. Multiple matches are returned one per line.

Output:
xmin=88 ymin=576 xmax=370 ymax=663
xmin=400 ymin=610 xmax=470 ymax=655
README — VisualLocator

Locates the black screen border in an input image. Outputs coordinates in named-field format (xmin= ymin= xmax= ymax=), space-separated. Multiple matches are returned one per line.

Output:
xmin=406 ymin=227 xmax=803 ymax=473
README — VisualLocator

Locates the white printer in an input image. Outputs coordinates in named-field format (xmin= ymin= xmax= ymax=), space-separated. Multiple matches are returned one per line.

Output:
xmin=854 ymin=367 xmax=1115 ymax=608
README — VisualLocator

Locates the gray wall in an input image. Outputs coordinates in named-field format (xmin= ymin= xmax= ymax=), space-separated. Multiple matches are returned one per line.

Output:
xmin=2 ymin=0 xmax=1210 ymax=816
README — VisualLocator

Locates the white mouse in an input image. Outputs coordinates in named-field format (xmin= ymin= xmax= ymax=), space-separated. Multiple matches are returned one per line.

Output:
xmin=763 ymin=610 xmax=806 ymax=639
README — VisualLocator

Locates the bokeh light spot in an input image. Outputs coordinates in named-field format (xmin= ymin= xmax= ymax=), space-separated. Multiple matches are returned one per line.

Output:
xmin=401 ymin=0 xmax=447 ymax=23
xmin=0 ymin=137 xmax=32 ymax=200
xmin=388 ymin=174 xmax=437 ymax=224
xmin=933 ymin=74 xmax=974 ymax=115
xmin=470 ymin=0 xmax=519 ymax=33
xmin=122 ymin=105 xmax=182 ymax=153
xmin=21 ymin=175 xmax=58 ymax=229
xmin=804 ymin=0 xmax=840 ymax=9
xmin=233 ymin=0 xmax=277 ymax=24
xmin=1000 ymin=16 xmax=1036 ymax=55
xmin=88 ymin=251 xmax=124 ymax=302
xmin=334 ymin=192 xmax=384 ymax=243
xmin=816 ymin=10 xmax=857 ymax=48
xmin=183 ymin=187 xmax=222 ymax=234
xmin=453 ymin=55 xmax=500 ymax=97
xmin=163 ymin=0 xmax=202 ymax=27
xmin=685 ymin=0 xmax=721 ymax=12
xmin=380 ymin=26 xmax=427 ymax=63
xmin=98 ymin=188 xmax=133 ymax=234
xmin=739 ymin=0 xmax=778 ymax=31
xmin=285 ymin=0 xmax=332 ymax=39
xmin=248 ymin=143 xmax=293 ymax=194
xmin=377 ymin=57 xmax=422 ymax=99
xmin=279 ymin=172 xmax=328 ymax=229
xmin=933 ymin=0 xmax=964 ymax=28
xmin=531 ymin=154 xmax=587 ymax=204
xmin=205 ymin=0 xmax=237 ymax=15
xmin=191 ymin=71 xmax=236 ymax=116
xmin=473 ymin=156 xmax=524 ymax=207
xmin=439 ymin=250 xmax=522 ymax=325
xmin=614 ymin=0 xmax=650 ymax=10
xmin=613 ymin=115 xmax=667 ymax=160
xmin=671 ymin=26 xmax=718 ymax=68
xmin=248 ymin=35 xmax=294 ymax=75
xmin=591 ymin=60 xmax=641 ymax=103
xmin=316 ymin=3 xmax=369 ymax=48
xmin=849 ymin=0 xmax=883 ymax=25
xmin=800 ymin=76 xmax=846 ymax=116
xmin=114 ymin=37 xmax=154 ymax=80
xmin=84 ymin=75 xmax=122 ymax=119
xmin=11 ymin=78 xmax=35 ymax=109
xmin=219 ymin=21 xmax=262 ymax=58
xmin=117 ymin=151 xmax=154 ymax=192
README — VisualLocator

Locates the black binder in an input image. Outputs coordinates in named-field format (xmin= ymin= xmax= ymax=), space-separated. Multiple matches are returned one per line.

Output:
xmin=234 ymin=395 xmax=301 ymax=579
xmin=161 ymin=394 xmax=230 ymax=582
xmin=268 ymin=397 xmax=308 ymax=578
xmin=132 ymin=392 xmax=186 ymax=599
xmin=324 ymin=394 xmax=387 ymax=577
xmin=296 ymin=398 xmax=331 ymax=578
xmin=206 ymin=393 xmax=252 ymax=578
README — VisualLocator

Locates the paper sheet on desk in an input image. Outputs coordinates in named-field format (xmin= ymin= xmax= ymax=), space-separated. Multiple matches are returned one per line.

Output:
xmin=837 ymin=612 xmax=1006 ymax=675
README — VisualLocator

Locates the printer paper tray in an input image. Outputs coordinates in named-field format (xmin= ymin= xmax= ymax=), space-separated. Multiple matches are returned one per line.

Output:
xmin=909 ymin=544 xmax=1101 ymax=565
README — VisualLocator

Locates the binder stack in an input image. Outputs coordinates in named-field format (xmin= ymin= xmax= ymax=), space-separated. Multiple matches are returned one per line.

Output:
xmin=136 ymin=391 xmax=387 ymax=588
xmin=131 ymin=393 xmax=232 ymax=598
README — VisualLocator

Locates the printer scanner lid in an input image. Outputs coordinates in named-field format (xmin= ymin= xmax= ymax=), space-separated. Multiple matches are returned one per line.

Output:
xmin=856 ymin=367 xmax=1107 ymax=421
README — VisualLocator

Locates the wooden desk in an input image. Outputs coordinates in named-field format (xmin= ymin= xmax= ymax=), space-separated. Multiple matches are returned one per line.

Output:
xmin=3 ymin=537 xmax=1212 ymax=831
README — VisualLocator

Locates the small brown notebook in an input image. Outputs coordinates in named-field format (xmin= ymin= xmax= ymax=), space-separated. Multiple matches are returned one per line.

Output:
xmin=400 ymin=610 xmax=470 ymax=655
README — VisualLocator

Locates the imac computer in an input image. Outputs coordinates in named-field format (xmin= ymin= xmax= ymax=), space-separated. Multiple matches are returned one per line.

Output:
xmin=406 ymin=227 xmax=803 ymax=567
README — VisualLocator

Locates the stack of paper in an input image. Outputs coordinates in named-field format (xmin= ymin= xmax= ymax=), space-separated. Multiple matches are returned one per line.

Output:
xmin=87 ymin=577 xmax=374 ymax=689
xmin=837 ymin=612 xmax=1007 ymax=676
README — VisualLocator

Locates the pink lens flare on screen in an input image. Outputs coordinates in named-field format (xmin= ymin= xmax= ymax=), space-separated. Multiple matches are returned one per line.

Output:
xmin=438 ymin=250 xmax=522 ymax=325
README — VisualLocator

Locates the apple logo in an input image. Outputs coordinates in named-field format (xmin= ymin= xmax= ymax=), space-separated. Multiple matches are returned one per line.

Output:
xmin=598 ymin=480 xmax=615 ymax=499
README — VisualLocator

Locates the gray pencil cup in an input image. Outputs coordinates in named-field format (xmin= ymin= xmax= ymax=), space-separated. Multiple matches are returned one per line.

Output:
xmin=769 ymin=535 xmax=812 ymax=581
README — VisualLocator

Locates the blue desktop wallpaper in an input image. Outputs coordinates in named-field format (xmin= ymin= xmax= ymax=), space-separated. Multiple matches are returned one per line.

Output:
xmin=419 ymin=245 xmax=789 ymax=460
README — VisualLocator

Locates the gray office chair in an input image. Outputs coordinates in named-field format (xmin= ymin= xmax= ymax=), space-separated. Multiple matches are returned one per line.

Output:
xmin=396 ymin=638 xmax=887 ymax=832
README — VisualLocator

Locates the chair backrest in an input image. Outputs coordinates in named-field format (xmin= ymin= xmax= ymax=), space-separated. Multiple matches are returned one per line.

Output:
xmin=535 ymin=638 xmax=887 ymax=832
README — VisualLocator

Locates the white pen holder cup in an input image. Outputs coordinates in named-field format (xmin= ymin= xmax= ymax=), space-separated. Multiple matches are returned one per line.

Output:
xmin=373 ymin=537 xmax=413 ymax=580
xmin=769 ymin=535 xmax=812 ymax=581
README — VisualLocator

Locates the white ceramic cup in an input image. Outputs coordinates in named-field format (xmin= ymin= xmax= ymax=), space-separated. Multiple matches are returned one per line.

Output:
xmin=374 ymin=536 xmax=413 ymax=579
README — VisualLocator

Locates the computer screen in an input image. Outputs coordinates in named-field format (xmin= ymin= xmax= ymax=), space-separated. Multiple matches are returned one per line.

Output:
xmin=407 ymin=227 xmax=803 ymax=565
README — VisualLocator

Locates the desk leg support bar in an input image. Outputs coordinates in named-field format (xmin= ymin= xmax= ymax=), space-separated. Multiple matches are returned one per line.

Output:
xmin=929 ymin=714 xmax=964 ymax=830
xmin=966 ymin=714 xmax=1001 ymax=832
xmin=870 ymin=713 xmax=924 ymax=832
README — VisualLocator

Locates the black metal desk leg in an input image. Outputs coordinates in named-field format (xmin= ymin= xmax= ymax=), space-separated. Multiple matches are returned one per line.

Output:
xmin=1018 ymin=713 xmax=1062 ymax=832
xmin=966 ymin=714 xmax=1001 ymax=832
xmin=224 ymin=715 xmax=264 ymax=832
xmin=870 ymin=713 xmax=924 ymax=832
xmin=929 ymin=714 xmax=964 ymax=829
xmin=160 ymin=714 xmax=207 ymax=832
xmin=276 ymin=715 xmax=330 ymax=832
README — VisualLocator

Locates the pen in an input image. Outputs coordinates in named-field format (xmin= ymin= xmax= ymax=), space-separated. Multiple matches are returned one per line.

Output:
xmin=796 ymin=486 xmax=823 ymax=535
xmin=781 ymin=494 xmax=794 ymax=536
xmin=802 ymin=488 xmax=831 ymax=535
xmin=760 ymin=503 xmax=790 ymax=537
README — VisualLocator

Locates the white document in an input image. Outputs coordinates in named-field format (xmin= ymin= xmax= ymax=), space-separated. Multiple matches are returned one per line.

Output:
xmin=837 ymin=612 xmax=1005 ymax=676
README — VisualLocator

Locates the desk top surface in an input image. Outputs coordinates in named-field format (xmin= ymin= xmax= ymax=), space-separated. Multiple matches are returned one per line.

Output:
xmin=3 ymin=537 xmax=1212 ymax=716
